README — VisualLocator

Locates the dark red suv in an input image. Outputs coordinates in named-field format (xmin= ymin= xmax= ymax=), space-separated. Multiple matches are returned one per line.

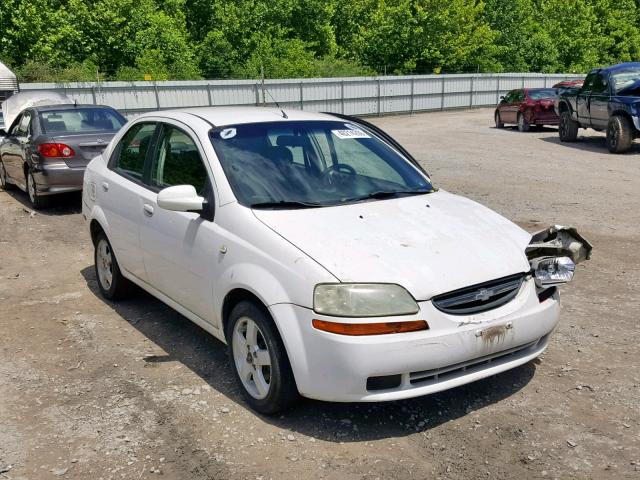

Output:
xmin=495 ymin=88 xmax=559 ymax=132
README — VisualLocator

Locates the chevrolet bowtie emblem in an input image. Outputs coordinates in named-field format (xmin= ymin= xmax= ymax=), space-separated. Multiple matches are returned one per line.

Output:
xmin=475 ymin=288 xmax=493 ymax=301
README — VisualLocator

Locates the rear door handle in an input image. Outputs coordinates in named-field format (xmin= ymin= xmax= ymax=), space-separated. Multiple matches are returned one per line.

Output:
xmin=143 ymin=204 xmax=154 ymax=217
xmin=101 ymin=181 xmax=109 ymax=192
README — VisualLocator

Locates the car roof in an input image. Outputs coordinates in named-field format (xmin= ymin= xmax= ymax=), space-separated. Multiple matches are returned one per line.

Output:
xmin=592 ymin=62 xmax=640 ymax=75
xmin=33 ymin=104 xmax=116 ymax=112
xmin=138 ymin=106 xmax=340 ymax=127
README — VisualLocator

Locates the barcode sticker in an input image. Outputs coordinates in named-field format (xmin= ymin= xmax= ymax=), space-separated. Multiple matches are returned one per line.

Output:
xmin=332 ymin=129 xmax=370 ymax=139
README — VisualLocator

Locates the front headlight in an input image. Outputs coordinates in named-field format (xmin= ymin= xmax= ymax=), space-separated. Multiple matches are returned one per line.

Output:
xmin=531 ymin=256 xmax=575 ymax=287
xmin=313 ymin=283 xmax=419 ymax=317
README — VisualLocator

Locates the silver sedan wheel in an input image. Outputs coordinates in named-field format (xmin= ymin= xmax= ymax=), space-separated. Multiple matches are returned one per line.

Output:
xmin=232 ymin=316 xmax=272 ymax=400
xmin=0 ymin=162 xmax=7 ymax=187
xmin=96 ymin=238 xmax=113 ymax=291
xmin=27 ymin=173 xmax=36 ymax=203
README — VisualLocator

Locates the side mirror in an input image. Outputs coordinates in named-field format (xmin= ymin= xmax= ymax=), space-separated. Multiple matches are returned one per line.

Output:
xmin=157 ymin=185 xmax=204 ymax=213
xmin=500 ymin=95 xmax=505 ymax=100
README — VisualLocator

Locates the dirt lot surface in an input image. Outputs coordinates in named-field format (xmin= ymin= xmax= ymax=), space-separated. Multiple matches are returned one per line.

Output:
xmin=1 ymin=108 xmax=639 ymax=480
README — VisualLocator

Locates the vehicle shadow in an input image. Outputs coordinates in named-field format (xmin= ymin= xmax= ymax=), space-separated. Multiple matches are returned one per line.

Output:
xmin=1 ymin=187 xmax=82 ymax=216
xmin=492 ymin=125 xmax=558 ymax=133
xmin=539 ymin=135 xmax=640 ymax=153
xmin=80 ymin=266 xmax=537 ymax=443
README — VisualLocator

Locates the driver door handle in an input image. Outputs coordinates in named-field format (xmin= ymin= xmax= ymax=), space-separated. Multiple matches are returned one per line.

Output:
xmin=143 ymin=204 xmax=154 ymax=217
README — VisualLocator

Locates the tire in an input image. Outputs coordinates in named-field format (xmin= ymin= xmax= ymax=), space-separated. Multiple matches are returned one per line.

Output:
xmin=94 ymin=231 xmax=134 ymax=300
xmin=606 ymin=115 xmax=633 ymax=154
xmin=26 ymin=169 xmax=49 ymax=209
xmin=517 ymin=112 xmax=530 ymax=132
xmin=226 ymin=301 xmax=299 ymax=414
xmin=559 ymin=111 xmax=579 ymax=142
xmin=495 ymin=111 xmax=504 ymax=128
xmin=0 ymin=161 xmax=14 ymax=190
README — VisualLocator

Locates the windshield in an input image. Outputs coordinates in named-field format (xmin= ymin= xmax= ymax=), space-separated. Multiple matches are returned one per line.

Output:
xmin=528 ymin=89 xmax=557 ymax=100
xmin=612 ymin=69 xmax=640 ymax=94
xmin=210 ymin=120 xmax=433 ymax=208
xmin=39 ymin=107 xmax=126 ymax=134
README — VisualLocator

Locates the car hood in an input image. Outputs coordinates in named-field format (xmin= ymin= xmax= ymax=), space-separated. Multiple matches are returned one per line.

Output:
xmin=253 ymin=190 xmax=532 ymax=301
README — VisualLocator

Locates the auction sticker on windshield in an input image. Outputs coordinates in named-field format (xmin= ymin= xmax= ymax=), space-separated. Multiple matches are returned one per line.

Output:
xmin=332 ymin=129 xmax=370 ymax=139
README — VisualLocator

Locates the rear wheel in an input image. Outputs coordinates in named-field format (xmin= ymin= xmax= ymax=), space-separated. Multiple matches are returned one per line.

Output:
xmin=227 ymin=301 xmax=299 ymax=414
xmin=606 ymin=115 xmax=633 ymax=154
xmin=94 ymin=232 xmax=134 ymax=300
xmin=26 ymin=169 xmax=49 ymax=209
xmin=517 ymin=112 xmax=530 ymax=132
xmin=0 ymin=161 xmax=13 ymax=190
xmin=495 ymin=111 xmax=504 ymax=128
xmin=559 ymin=111 xmax=579 ymax=142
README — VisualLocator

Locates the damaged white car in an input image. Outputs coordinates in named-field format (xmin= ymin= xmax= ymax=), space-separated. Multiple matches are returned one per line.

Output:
xmin=82 ymin=107 xmax=591 ymax=414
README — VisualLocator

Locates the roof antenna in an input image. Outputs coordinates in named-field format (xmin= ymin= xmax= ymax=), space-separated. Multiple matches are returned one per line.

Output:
xmin=264 ymin=87 xmax=288 ymax=119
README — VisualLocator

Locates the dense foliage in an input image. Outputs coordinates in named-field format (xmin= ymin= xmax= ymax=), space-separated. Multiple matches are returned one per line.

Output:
xmin=1 ymin=0 xmax=640 ymax=82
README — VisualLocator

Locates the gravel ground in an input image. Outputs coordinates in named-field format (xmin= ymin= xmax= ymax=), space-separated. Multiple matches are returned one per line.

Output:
xmin=0 ymin=107 xmax=638 ymax=480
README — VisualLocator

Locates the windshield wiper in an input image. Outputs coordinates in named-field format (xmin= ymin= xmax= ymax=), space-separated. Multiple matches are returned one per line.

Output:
xmin=342 ymin=189 xmax=432 ymax=203
xmin=250 ymin=200 xmax=323 ymax=209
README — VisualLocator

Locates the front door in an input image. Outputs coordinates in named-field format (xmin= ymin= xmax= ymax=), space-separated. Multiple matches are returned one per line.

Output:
xmin=589 ymin=73 xmax=610 ymax=129
xmin=138 ymin=121 xmax=218 ymax=324
xmin=1 ymin=112 xmax=31 ymax=187
xmin=577 ymin=73 xmax=595 ymax=126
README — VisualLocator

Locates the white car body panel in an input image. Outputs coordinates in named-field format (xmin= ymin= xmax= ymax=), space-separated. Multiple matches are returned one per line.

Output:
xmin=254 ymin=190 xmax=531 ymax=301
xmin=82 ymin=106 xmax=566 ymax=403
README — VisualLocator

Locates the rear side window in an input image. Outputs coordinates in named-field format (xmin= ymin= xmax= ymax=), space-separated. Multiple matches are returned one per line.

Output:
xmin=40 ymin=108 xmax=125 ymax=134
xmin=112 ymin=123 xmax=157 ymax=181
xmin=149 ymin=125 xmax=208 ymax=195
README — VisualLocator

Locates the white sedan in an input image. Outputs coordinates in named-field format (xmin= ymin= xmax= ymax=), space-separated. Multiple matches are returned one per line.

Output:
xmin=82 ymin=107 xmax=591 ymax=414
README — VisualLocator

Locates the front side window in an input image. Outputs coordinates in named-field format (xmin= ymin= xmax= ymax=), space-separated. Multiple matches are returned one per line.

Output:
xmin=210 ymin=120 xmax=432 ymax=208
xmin=40 ymin=107 xmax=126 ymax=134
xmin=591 ymin=74 xmax=608 ymax=95
xmin=112 ymin=123 xmax=157 ymax=181
xmin=16 ymin=112 xmax=31 ymax=136
xmin=150 ymin=125 xmax=208 ymax=195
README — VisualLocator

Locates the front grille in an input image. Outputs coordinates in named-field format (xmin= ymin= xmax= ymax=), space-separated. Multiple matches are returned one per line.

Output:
xmin=431 ymin=273 xmax=526 ymax=315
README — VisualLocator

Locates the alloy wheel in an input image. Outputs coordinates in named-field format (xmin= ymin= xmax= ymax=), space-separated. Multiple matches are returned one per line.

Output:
xmin=27 ymin=173 xmax=36 ymax=203
xmin=96 ymin=238 xmax=114 ymax=291
xmin=232 ymin=316 xmax=272 ymax=400
xmin=0 ymin=162 xmax=6 ymax=187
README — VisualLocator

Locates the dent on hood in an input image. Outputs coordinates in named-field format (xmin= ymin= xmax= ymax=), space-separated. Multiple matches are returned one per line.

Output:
xmin=526 ymin=225 xmax=592 ymax=265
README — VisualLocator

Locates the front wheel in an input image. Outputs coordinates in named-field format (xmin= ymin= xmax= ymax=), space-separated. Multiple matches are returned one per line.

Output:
xmin=559 ymin=111 xmax=579 ymax=142
xmin=495 ymin=111 xmax=504 ymax=128
xmin=227 ymin=301 xmax=298 ymax=414
xmin=606 ymin=115 xmax=633 ymax=154
xmin=517 ymin=112 xmax=530 ymax=132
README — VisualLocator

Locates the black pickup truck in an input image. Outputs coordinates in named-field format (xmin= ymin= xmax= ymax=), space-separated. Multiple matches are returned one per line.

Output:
xmin=557 ymin=62 xmax=640 ymax=153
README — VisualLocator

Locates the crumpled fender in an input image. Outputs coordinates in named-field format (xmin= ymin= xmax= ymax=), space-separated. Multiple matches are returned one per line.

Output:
xmin=526 ymin=225 xmax=593 ymax=264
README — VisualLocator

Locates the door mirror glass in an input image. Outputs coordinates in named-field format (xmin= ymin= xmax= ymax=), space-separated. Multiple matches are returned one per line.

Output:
xmin=157 ymin=185 xmax=204 ymax=213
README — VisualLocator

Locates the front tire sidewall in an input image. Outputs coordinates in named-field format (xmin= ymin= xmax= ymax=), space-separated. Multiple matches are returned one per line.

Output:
xmin=607 ymin=116 xmax=633 ymax=154
xmin=495 ymin=111 xmax=504 ymax=128
xmin=226 ymin=301 xmax=298 ymax=414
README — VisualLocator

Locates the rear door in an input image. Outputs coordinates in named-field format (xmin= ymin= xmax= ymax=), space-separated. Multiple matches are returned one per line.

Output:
xmin=138 ymin=121 xmax=218 ymax=323
xmin=102 ymin=122 xmax=159 ymax=282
